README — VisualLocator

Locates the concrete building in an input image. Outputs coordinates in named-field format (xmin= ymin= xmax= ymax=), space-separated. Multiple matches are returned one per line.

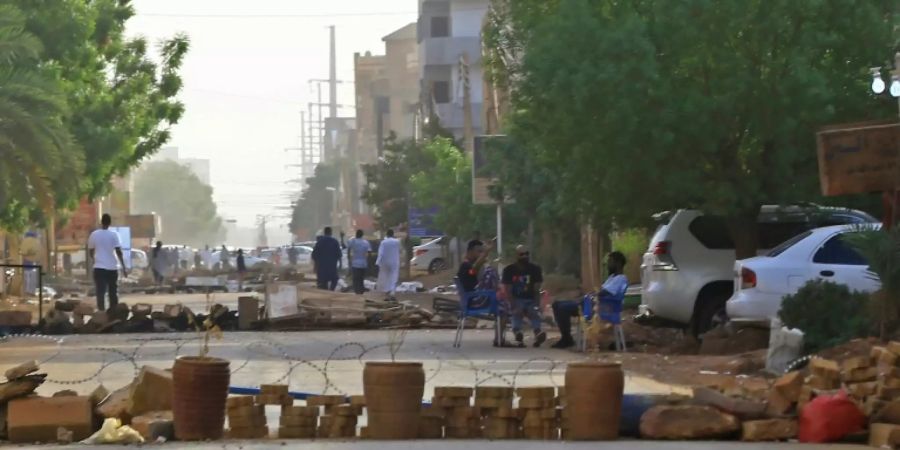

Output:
xmin=418 ymin=0 xmax=489 ymax=139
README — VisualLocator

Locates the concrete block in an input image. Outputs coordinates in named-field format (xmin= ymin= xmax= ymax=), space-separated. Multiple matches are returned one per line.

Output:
xmin=841 ymin=356 xmax=871 ymax=372
xmin=8 ymin=396 xmax=93 ymax=443
xmin=5 ymin=360 xmax=38 ymax=381
xmin=639 ymin=405 xmax=740 ymax=440
xmin=131 ymin=411 xmax=174 ymax=441
xmin=741 ymin=419 xmax=797 ymax=442
xmin=127 ymin=366 xmax=172 ymax=416
xmin=96 ymin=384 xmax=131 ymax=421
xmin=809 ymin=358 xmax=840 ymax=381
xmin=869 ymin=423 xmax=900 ymax=448
xmin=238 ymin=297 xmax=259 ymax=330
xmin=843 ymin=366 xmax=877 ymax=383
xmin=0 ymin=311 xmax=31 ymax=327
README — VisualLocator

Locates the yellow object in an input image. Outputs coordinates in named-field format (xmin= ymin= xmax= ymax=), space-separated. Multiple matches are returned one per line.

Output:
xmin=81 ymin=418 xmax=145 ymax=444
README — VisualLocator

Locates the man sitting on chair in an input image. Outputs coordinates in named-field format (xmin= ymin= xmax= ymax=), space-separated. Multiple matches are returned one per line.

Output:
xmin=551 ymin=251 xmax=628 ymax=349
xmin=457 ymin=238 xmax=510 ymax=346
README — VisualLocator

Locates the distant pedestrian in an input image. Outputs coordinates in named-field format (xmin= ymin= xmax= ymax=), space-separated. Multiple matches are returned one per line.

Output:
xmin=348 ymin=229 xmax=372 ymax=295
xmin=88 ymin=214 xmax=127 ymax=311
xmin=220 ymin=245 xmax=230 ymax=270
xmin=287 ymin=245 xmax=299 ymax=266
xmin=151 ymin=241 xmax=165 ymax=285
xmin=502 ymin=245 xmax=547 ymax=348
xmin=312 ymin=227 xmax=342 ymax=291
xmin=194 ymin=250 xmax=202 ymax=270
xmin=376 ymin=229 xmax=401 ymax=299
xmin=236 ymin=249 xmax=247 ymax=291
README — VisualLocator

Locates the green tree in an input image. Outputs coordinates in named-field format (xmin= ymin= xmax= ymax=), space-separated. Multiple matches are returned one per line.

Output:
xmin=289 ymin=162 xmax=340 ymax=238
xmin=132 ymin=161 xmax=223 ymax=247
xmin=487 ymin=0 xmax=898 ymax=258
xmin=0 ymin=5 xmax=82 ymax=230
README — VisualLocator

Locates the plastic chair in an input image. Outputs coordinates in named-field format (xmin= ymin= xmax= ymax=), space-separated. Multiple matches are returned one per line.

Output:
xmin=576 ymin=283 xmax=628 ymax=352
xmin=453 ymin=277 xmax=501 ymax=348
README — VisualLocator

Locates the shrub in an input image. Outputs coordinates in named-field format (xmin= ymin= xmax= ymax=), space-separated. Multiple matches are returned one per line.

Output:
xmin=778 ymin=280 xmax=873 ymax=352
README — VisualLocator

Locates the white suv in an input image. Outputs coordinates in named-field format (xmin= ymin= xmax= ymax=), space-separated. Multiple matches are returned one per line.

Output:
xmin=638 ymin=205 xmax=877 ymax=336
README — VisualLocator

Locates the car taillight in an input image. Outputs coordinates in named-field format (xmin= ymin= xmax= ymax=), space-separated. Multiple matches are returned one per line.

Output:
xmin=415 ymin=249 xmax=427 ymax=257
xmin=653 ymin=241 xmax=670 ymax=255
xmin=651 ymin=241 xmax=677 ymax=270
xmin=741 ymin=267 xmax=757 ymax=289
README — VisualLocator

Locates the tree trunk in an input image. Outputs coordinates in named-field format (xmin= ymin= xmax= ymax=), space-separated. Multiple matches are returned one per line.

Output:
xmin=727 ymin=214 xmax=760 ymax=260
xmin=526 ymin=220 xmax=535 ymax=256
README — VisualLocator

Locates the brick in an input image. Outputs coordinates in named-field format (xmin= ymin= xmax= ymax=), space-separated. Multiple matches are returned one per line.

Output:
xmin=476 ymin=386 xmax=515 ymax=399
xmin=474 ymin=397 xmax=512 ymax=409
xmin=870 ymin=423 xmax=900 ymax=448
xmin=278 ymin=426 xmax=316 ymax=439
xmin=809 ymin=358 xmax=840 ymax=381
xmin=873 ymin=399 xmax=900 ymax=424
xmin=639 ymin=405 xmax=740 ymax=440
xmin=127 ymin=366 xmax=172 ymax=417
xmin=349 ymin=395 xmax=366 ymax=406
xmin=879 ymin=385 xmax=900 ymax=401
xmin=887 ymin=342 xmax=900 ymax=356
xmin=873 ymin=347 xmax=899 ymax=367
xmin=96 ymin=384 xmax=131 ymax=420
xmin=883 ymin=378 xmax=900 ymax=390
xmin=431 ymin=396 xmax=470 ymax=407
xmin=5 ymin=361 xmax=38 ymax=381
xmin=519 ymin=397 xmax=554 ymax=409
xmin=843 ymin=366 xmax=878 ymax=383
xmin=692 ymin=387 xmax=766 ymax=420
xmin=282 ymin=405 xmax=319 ymax=417
xmin=8 ymin=396 xmax=93 ymax=443
xmin=516 ymin=386 xmax=555 ymax=399
xmin=229 ymin=414 xmax=266 ymax=428
xmin=434 ymin=387 xmax=473 ymax=398
xmin=741 ymin=419 xmax=797 ymax=441
xmin=260 ymin=384 xmax=289 ymax=396
xmin=131 ymin=411 xmax=174 ymax=441
xmin=0 ymin=311 xmax=31 ymax=327
xmin=841 ymin=356 xmax=871 ymax=372
xmin=866 ymin=397 xmax=888 ymax=417
xmin=805 ymin=375 xmax=838 ymax=390
xmin=797 ymin=386 xmax=815 ymax=412
xmin=772 ymin=371 xmax=803 ymax=402
xmin=228 ymin=405 xmax=264 ymax=418
xmin=332 ymin=404 xmax=362 ymax=416
xmin=280 ymin=415 xmax=318 ymax=427
xmin=306 ymin=395 xmax=345 ymax=406
xmin=226 ymin=396 xmax=255 ymax=409
xmin=226 ymin=426 xmax=268 ymax=439
xmin=846 ymin=381 xmax=878 ymax=398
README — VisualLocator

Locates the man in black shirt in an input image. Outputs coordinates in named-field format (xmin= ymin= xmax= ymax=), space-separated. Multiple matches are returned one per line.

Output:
xmin=502 ymin=245 xmax=547 ymax=347
xmin=457 ymin=239 xmax=494 ymax=292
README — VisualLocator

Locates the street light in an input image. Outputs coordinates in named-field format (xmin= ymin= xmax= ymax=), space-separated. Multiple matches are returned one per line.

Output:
xmin=870 ymin=52 xmax=900 ymax=118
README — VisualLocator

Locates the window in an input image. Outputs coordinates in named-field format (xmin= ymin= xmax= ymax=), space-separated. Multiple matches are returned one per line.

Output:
xmin=688 ymin=216 xmax=734 ymax=250
xmin=430 ymin=16 xmax=450 ymax=37
xmin=432 ymin=81 xmax=450 ymax=104
xmin=766 ymin=231 xmax=812 ymax=257
xmin=813 ymin=234 xmax=867 ymax=265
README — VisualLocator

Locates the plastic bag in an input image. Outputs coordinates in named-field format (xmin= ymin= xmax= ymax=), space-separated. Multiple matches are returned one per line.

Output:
xmin=798 ymin=391 xmax=865 ymax=443
xmin=81 ymin=418 xmax=145 ymax=445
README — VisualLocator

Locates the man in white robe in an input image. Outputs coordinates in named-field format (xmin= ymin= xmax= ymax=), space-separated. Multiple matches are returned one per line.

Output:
xmin=376 ymin=229 xmax=401 ymax=299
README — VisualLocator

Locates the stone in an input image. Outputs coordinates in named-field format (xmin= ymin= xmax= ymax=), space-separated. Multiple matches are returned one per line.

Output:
xmin=869 ymin=423 xmax=900 ymax=448
xmin=0 ymin=311 xmax=31 ymax=327
xmin=5 ymin=361 xmax=38 ymax=381
xmin=874 ymin=346 xmax=899 ymax=367
xmin=131 ymin=303 xmax=152 ymax=317
xmin=809 ymin=358 xmax=840 ymax=381
xmin=238 ymin=297 xmax=259 ymax=330
xmin=639 ymin=405 xmax=740 ymax=440
xmin=56 ymin=427 xmax=73 ymax=444
xmin=96 ymin=383 xmax=131 ymax=420
xmin=8 ymin=396 xmax=93 ymax=443
xmin=131 ymin=411 xmax=174 ymax=440
xmin=873 ymin=399 xmax=900 ymax=424
xmin=89 ymin=385 xmax=110 ymax=406
xmin=773 ymin=371 xmax=803 ymax=402
xmin=805 ymin=374 xmax=838 ymax=390
xmin=692 ymin=387 xmax=766 ymax=420
xmin=887 ymin=342 xmax=900 ymax=356
xmin=865 ymin=397 xmax=888 ymax=417
xmin=741 ymin=419 xmax=797 ymax=441
xmin=846 ymin=381 xmax=878 ymax=398
xmin=73 ymin=302 xmax=95 ymax=316
xmin=843 ymin=366 xmax=877 ymax=383
xmin=841 ymin=356 xmax=871 ymax=372
xmin=89 ymin=311 xmax=108 ymax=326
xmin=0 ymin=374 xmax=46 ymax=403
xmin=127 ymin=366 xmax=172 ymax=416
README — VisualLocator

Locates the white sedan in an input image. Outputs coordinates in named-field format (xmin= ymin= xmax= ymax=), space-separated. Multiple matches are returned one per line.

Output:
xmin=726 ymin=224 xmax=881 ymax=321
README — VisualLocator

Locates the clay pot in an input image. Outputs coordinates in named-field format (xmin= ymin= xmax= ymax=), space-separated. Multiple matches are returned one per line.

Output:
xmin=565 ymin=362 xmax=624 ymax=440
xmin=172 ymin=356 xmax=230 ymax=441
xmin=363 ymin=362 xmax=425 ymax=439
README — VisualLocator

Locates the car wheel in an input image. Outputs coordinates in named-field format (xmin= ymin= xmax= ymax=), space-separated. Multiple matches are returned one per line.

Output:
xmin=428 ymin=258 xmax=447 ymax=274
xmin=691 ymin=294 xmax=729 ymax=338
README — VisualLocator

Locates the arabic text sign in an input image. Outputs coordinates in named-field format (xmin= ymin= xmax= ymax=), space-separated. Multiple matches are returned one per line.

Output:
xmin=816 ymin=121 xmax=900 ymax=196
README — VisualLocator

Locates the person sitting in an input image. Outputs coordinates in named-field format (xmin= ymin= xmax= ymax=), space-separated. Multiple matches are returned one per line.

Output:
xmin=551 ymin=251 xmax=629 ymax=349
xmin=457 ymin=238 xmax=510 ymax=346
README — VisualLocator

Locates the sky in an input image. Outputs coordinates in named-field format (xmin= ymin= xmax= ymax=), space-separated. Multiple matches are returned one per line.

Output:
xmin=126 ymin=0 xmax=417 ymax=243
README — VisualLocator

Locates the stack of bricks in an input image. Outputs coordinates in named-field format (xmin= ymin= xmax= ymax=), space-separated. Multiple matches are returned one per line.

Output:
xmin=431 ymin=387 xmax=477 ymax=438
xmin=256 ymin=384 xmax=294 ymax=407
xmin=557 ymin=387 xmax=568 ymax=440
xmin=419 ymin=404 xmax=446 ymax=439
xmin=278 ymin=406 xmax=318 ymax=439
xmin=516 ymin=386 xmax=559 ymax=440
xmin=308 ymin=395 xmax=359 ymax=438
xmin=475 ymin=386 xmax=518 ymax=439
xmin=226 ymin=396 xmax=268 ymax=439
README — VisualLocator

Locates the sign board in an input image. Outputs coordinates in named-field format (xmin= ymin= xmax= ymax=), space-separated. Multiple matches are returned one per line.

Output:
xmin=816 ymin=121 xmax=900 ymax=196
xmin=126 ymin=214 xmax=158 ymax=239
xmin=408 ymin=207 xmax=443 ymax=238
xmin=109 ymin=226 xmax=132 ymax=270
xmin=266 ymin=283 xmax=299 ymax=319
xmin=472 ymin=135 xmax=515 ymax=205
xmin=56 ymin=199 xmax=98 ymax=247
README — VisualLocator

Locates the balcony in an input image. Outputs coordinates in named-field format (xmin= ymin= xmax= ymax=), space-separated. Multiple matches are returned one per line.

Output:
xmin=420 ymin=36 xmax=482 ymax=67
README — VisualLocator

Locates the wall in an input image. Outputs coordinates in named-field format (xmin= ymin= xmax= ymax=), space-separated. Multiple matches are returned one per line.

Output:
xmin=450 ymin=0 xmax=488 ymax=37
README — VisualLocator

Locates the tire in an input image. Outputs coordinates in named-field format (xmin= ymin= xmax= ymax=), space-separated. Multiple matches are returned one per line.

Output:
xmin=427 ymin=258 xmax=447 ymax=274
xmin=691 ymin=292 xmax=730 ymax=338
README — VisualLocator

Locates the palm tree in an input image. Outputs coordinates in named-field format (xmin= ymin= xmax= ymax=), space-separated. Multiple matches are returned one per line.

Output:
xmin=0 ymin=5 xmax=82 ymax=230
xmin=845 ymin=224 xmax=900 ymax=338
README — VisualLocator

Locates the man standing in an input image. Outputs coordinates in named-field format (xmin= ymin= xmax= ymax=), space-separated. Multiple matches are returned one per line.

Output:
xmin=502 ymin=245 xmax=546 ymax=347
xmin=312 ymin=227 xmax=342 ymax=290
xmin=220 ymin=245 xmax=231 ymax=270
xmin=347 ymin=230 xmax=372 ymax=295
xmin=287 ymin=245 xmax=299 ymax=267
xmin=151 ymin=241 xmax=165 ymax=286
xmin=376 ymin=229 xmax=401 ymax=300
xmin=551 ymin=251 xmax=629 ymax=349
xmin=236 ymin=249 xmax=247 ymax=291
xmin=88 ymin=214 xmax=127 ymax=311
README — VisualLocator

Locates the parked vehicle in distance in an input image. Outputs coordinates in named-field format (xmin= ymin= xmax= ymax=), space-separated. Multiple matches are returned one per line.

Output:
xmin=411 ymin=236 xmax=456 ymax=274
xmin=639 ymin=205 xmax=878 ymax=336
xmin=726 ymin=224 xmax=881 ymax=322
xmin=209 ymin=250 xmax=267 ymax=270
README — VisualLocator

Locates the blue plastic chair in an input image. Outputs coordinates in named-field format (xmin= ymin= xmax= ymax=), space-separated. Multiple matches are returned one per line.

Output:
xmin=453 ymin=277 xmax=501 ymax=348
xmin=576 ymin=281 xmax=628 ymax=352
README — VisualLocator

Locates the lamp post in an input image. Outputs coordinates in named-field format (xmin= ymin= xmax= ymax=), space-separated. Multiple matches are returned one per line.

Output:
xmin=869 ymin=52 xmax=900 ymax=228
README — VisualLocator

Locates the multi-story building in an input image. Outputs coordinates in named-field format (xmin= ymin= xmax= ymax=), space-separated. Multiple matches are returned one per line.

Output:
xmin=417 ymin=0 xmax=489 ymax=139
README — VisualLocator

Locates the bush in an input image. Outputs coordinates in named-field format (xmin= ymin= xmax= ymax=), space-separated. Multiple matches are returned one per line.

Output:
xmin=778 ymin=280 xmax=873 ymax=352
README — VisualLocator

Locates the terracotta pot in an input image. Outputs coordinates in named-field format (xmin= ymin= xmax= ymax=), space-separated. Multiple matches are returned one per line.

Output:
xmin=363 ymin=362 xmax=425 ymax=439
xmin=172 ymin=356 xmax=230 ymax=441
xmin=565 ymin=362 xmax=624 ymax=440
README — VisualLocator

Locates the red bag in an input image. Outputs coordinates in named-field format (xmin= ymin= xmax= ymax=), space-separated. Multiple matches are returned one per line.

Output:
xmin=798 ymin=391 xmax=866 ymax=443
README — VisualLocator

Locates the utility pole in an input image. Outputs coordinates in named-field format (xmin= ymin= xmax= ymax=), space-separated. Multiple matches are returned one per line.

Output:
xmin=329 ymin=25 xmax=338 ymax=120
xmin=461 ymin=53 xmax=474 ymax=154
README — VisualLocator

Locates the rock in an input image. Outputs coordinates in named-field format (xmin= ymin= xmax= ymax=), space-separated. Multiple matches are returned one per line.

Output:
xmin=869 ymin=423 xmax=900 ymax=448
xmin=809 ymin=358 xmax=840 ymax=381
xmin=127 ymin=366 xmax=172 ymax=416
xmin=805 ymin=374 xmax=838 ymax=390
xmin=131 ymin=411 xmax=174 ymax=440
xmin=52 ymin=390 xmax=78 ymax=397
xmin=840 ymin=356 xmax=870 ymax=372
xmin=741 ymin=419 xmax=798 ymax=441
xmin=89 ymin=385 xmax=109 ymax=406
xmin=0 ymin=311 xmax=31 ymax=327
xmin=866 ymin=397 xmax=888 ymax=417
xmin=5 ymin=361 xmax=38 ymax=381
xmin=639 ymin=405 xmax=740 ymax=440
xmin=843 ymin=366 xmax=877 ymax=383
xmin=56 ymin=427 xmax=73 ymax=444
xmin=887 ymin=342 xmax=900 ymax=356
xmin=89 ymin=311 xmax=109 ymax=326
xmin=0 ymin=374 xmax=46 ymax=403
xmin=8 ymin=396 xmax=93 ymax=443
xmin=873 ymin=346 xmax=898 ymax=367
xmin=96 ymin=383 xmax=131 ymax=421
xmin=692 ymin=387 xmax=766 ymax=420
xmin=846 ymin=381 xmax=878 ymax=399
xmin=874 ymin=399 xmax=900 ymax=424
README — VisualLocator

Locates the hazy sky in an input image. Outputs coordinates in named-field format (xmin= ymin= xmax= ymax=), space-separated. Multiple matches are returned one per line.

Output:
xmin=126 ymin=0 xmax=417 ymax=239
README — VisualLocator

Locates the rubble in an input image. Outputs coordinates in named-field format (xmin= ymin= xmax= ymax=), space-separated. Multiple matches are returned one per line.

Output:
xmin=870 ymin=423 xmax=900 ymax=448
xmin=741 ymin=419 xmax=797 ymax=442
xmin=131 ymin=411 xmax=174 ymax=441
xmin=8 ymin=396 xmax=94 ymax=443
xmin=127 ymin=366 xmax=173 ymax=416
xmin=639 ymin=405 xmax=740 ymax=439
xmin=4 ymin=360 xmax=38 ymax=381
xmin=96 ymin=383 xmax=132 ymax=422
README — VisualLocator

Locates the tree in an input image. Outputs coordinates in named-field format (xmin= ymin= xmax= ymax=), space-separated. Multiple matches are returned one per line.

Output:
xmin=487 ymin=0 xmax=898 ymax=258
xmin=0 ymin=5 xmax=82 ymax=231
xmin=289 ymin=162 xmax=340 ymax=239
xmin=132 ymin=161 xmax=223 ymax=247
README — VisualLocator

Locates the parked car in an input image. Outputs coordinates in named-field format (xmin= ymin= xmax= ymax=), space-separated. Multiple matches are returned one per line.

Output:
xmin=726 ymin=224 xmax=881 ymax=322
xmin=639 ymin=205 xmax=878 ymax=336
xmin=411 ymin=236 xmax=457 ymax=274
xmin=209 ymin=250 xmax=266 ymax=270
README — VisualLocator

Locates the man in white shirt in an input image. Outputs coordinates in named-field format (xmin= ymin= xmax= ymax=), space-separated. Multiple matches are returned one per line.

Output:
xmin=551 ymin=251 xmax=629 ymax=349
xmin=376 ymin=229 xmax=401 ymax=299
xmin=88 ymin=214 xmax=127 ymax=310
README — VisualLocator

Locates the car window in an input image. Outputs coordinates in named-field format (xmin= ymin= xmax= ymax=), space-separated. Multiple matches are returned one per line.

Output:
xmin=688 ymin=216 xmax=734 ymax=249
xmin=766 ymin=231 xmax=813 ymax=257
xmin=813 ymin=234 xmax=867 ymax=266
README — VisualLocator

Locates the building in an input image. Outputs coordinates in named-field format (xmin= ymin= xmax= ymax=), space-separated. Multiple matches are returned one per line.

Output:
xmin=417 ymin=0 xmax=489 ymax=139
xmin=149 ymin=147 xmax=211 ymax=185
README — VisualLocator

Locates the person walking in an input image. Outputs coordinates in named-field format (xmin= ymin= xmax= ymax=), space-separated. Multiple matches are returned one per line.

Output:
xmin=220 ymin=245 xmax=231 ymax=270
xmin=151 ymin=241 xmax=165 ymax=286
xmin=88 ymin=214 xmax=127 ymax=311
xmin=376 ymin=229 xmax=401 ymax=300
xmin=287 ymin=245 xmax=299 ymax=267
xmin=236 ymin=249 xmax=247 ymax=291
xmin=347 ymin=229 xmax=372 ymax=294
xmin=502 ymin=245 xmax=547 ymax=347
xmin=312 ymin=227 xmax=342 ymax=290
